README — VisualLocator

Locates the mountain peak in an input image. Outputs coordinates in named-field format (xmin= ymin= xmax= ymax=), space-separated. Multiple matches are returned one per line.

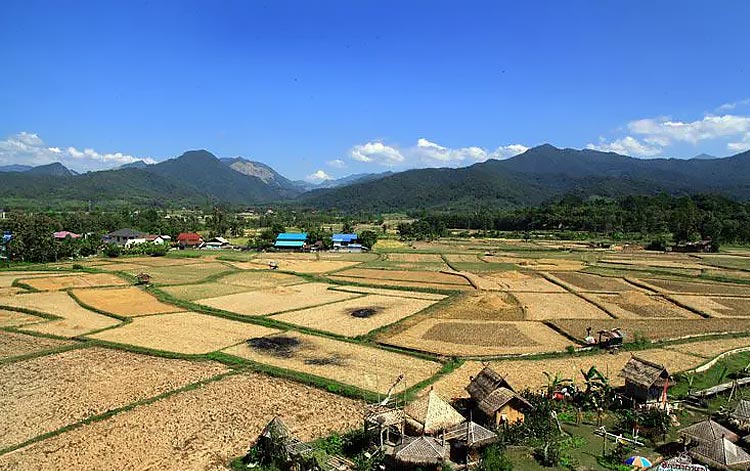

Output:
xmin=26 ymin=162 xmax=75 ymax=176
xmin=691 ymin=153 xmax=720 ymax=160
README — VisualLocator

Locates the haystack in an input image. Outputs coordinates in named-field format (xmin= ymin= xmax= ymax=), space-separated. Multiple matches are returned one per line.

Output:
xmin=405 ymin=389 xmax=464 ymax=435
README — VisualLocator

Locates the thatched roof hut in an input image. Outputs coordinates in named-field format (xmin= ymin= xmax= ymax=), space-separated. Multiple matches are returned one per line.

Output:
xmin=443 ymin=420 xmax=497 ymax=448
xmin=404 ymin=390 xmax=465 ymax=435
xmin=731 ymin=400 xmax=750 ymax=426
xmin=619 ymin=356 xmax=673 ymax=402
xmin=477 ymin=387 xmax=532 ymax=418
xmin=260 ymin=416 xmax=292 ymax=440
xmin=392 ymin=436 xmax=448 ymax=466
xmin=466 ymin=365 xmax=514 ymax=402
xmin=689 ymin=437 xmax=750 ymax=469
xmin=681 ymin=419 xmax=740 ymax=444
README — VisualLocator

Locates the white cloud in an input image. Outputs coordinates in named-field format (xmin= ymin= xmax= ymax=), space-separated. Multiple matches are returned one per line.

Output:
xmin=628 ymin=115 xmax=750 ymax=145
xmin=717 ymin=99 xmax=750 ymax=112
xmin=415 ymin=138 xmax=487 ymax=163
xmin=586 ymin=136 xmax=662 ymax=157
xmin=306 ymin=169 xmax=333 ymax=182
xmin=728 ymin=133 xmax=750 ymax=152
xmin=0 ymin=132 xmax=154 ymax=171
xmin=350 ymin=141 xmax=405 ymax=165
xmin=492 ymin=144 xmax=530 ymax=159
xmin=326 ymin=159 xmax=347 ymax=169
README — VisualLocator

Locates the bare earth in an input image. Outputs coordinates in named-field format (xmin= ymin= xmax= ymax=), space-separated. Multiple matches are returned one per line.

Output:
xmin=88 ymin=312 xmax=281 ymax=354
xmin=0 ymin=347 xmax=228 ymax=451
xmin=0 ymin=330 xmax=73 ymax=360
xmin=72 ymin=287 xmax=184 ymax=317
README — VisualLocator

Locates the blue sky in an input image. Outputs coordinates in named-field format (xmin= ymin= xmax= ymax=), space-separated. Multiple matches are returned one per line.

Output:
xmin=1 ymin=1 xmax=749 ymax=180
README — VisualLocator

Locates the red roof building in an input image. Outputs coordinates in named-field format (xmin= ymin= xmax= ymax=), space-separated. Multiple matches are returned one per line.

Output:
xmin=177 ymin=232 xmax=203 ymax=247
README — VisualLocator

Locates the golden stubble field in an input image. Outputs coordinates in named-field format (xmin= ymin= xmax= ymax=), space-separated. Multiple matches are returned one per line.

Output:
xmin=18 ymin=273 xmax=127 ymax=291
xmin=72 ymin=287 xmax=184 ymax=317
xmin=0 ymin=330 xmax=73 ymax=360
xmin=0 ymin=347 xmax=228 ymax=451
xmin=0 ymin=372 xmax=363 ymax=471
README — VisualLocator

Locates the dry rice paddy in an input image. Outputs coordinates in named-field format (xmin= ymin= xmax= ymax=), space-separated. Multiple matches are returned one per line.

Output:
xmin=328 ymin=275 xmax=474 ymax=291
xmin=551 ymin=318 xmax=750 ymax=342
xmin=159 ymin=271 xmax=305 ymax=301
xmin=382 ymin=319 xmax=573 ymax=356
xmin=668 ymin=295 xmax=750 ymax=318
xmin=479 ymin=272 xmax=567 ymax=292
xmin=72 ymin=287 xmax=183 ymax=317
xmin=118 ymin=262 xmax=233 ymax=285
xmin=0 ymin=347 xmax=228 ymax=452
xmin=271 ymin=295 xmax=437 ymax=337
xmin=386 ymin=253 xmax=444 ymax=263
xmin=0 ymin=372 xmax=362 ymax=471
xmin=88 ymin=312 xmax=280 ymax=354
xmin=335 ymin=268 xmax=472 ymax=286
xmin=584 ymin=291 xmax=700 ymax=319
xmin=547 ymin=272 xmax=639 ymax=292
xmin=512 ymin=292 xmax=611 ymax=320
xmin=229 ymin=258 xmax=360 ymax=274
xmin=432 ymin=291 xmax=524 ymax=321
xmin=0 ymin=292 xmax=119 ymax=337
xmin=328 ymin=285 xmax=447 ymax=300
xmin=663 ymin=336 xmax=750 ymax=358
xmin=0 ymin=271 xmax=58 ymax=287
xmin=224 ymin=332 xmax=441 ymax=394
xmin=19 ymin=273 xmax=127 ymax=291
xmin=0 ymin=330 xmax=73 ymax=360
xmin=197 ymin=283 xmax=359 ymax=317
xmin=637 ymin=278 xmax=750 ymax=296
xmin=0 ymin=309 xmax=45 ymax=328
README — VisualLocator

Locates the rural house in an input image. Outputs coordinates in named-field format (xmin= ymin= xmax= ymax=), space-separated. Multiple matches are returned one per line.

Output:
xmin=619 ymin=356 xmax=674 ymax=403
xmin=145 ymin=234 xmax=170 ymax=245
xmin=466 ymin=365 xmax=531 ymax=426
xmin=332 ymin=233 xmax=364 ymax=252
xmin=177 ymin=232 xmax=203 ymax=248
xmin=274 ymin=232 xmax=307 ymax=251
xmin=104 ymin=228 xmax=147 ymax=246
xmin=203 ymin=236 xmax=230 ymax=249
xmin=53 ymin=230 xmax=80 ymax=240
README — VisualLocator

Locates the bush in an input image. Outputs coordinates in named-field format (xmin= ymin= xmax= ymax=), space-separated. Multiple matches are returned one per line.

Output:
xmin=478 ymin=444 xmax=513 ymax=471
xmin=103 ymin=243 xmax=121 ymax=258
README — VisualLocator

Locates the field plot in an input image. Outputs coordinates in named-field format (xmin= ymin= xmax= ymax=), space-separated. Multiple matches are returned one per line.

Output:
xmin=386 ymin=253 xmax=444 ymax=263
xmin=107 ymin=256 xmax=203 ymax=267
xmin=88 ymin=312 xmax=280 ymax=354
xmin=443 ymin=254 xmax=484 ymax=264
xmin=224 ymin=332 xmax=441 ymax=394
xmin=583 ymin=292 xmax=700 ymax=319
xmin=318 ymin=252 xmax=379 ymax=262
xmin=432 ymin=291 xmax=523 ymax=321
xmin=479 ymin=272 xmax=566 ymax=292
xmin=0 ymin=372 xmax=362 ymax=471
xmin=638 ymin=278 xmax=750 ymax=296
xmin=93 ymin=262 xmax=151 ymax=272
xmin=334 ymin=268 xmax=473 ymax=289
xmin=72 ymin=287 xmax=182 ymax=317
xmin=19 ymin=273 xmax=127 ymax=291
xmin=0 ymin=271 xmax=57 ymax=287
xmin=228 ymin=257 xmax=360 ymax=274
xmin=664 ymin=336 xmax=750 ymax=358
xmin=271 ymin=295 xmax=437 ymax=337
xmin=197 ymin=283 xmax=359 ymax=317
xmin=159 ymin=282 xmax=253 ymax=301
xmin=118 ymin=261 xmax=233 ymax=285
xmin=160 ymin=271 xmax=305 ymax=301
xmin=514 ymin=258 xmax=586 ymax=271
xmin=382 ymin=319 xmax=573 ymax=356
xmin=547 ymin=272 xmax=639 ymax=293
xmin=697 ymin=255 xmax=750 ymax=271
xmin=328 ymin=285 xmax=447 ymax=301
xmin=0 ymin=292 xmax=119 ymax=337
xmin=0 ymin=309 xmax=44 ymax=328
xmin=0 ymin=330 xmax=73 ymax=360
xmin=0 ymin=347 xmax=227 ymax=451
xmin=668 ymin=295 xmax=750 ymax=318
xmin=0 ymin=287 xmax=23 ymax=297
xmin=551 ymin=318 xmax=750 ymax=343
xmin=329 ymin=275 xmax=473 ymax=291
xmin=430 ymin=348 xmax=705 ymax=400
xmin=512 ymin=292 xmax=610 ymax=320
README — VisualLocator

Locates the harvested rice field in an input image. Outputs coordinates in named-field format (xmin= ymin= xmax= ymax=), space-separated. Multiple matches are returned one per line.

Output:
xmin=328 ymin=275 xmax=474 ymax=291
xmin=637 ymin=278 xmax=750 ymax=296
xmin=107 ymin=256 xmax=203 ymax=267
xmin=159 ymin=271 xmax=306 ymax=301
xmin=601 ymin=257 xmax=708 ymax=270
xmin=72 ymin=287 xmax=183 ymax=317
xmin=88 ymin=312 xmax=280 ymax=354
xmin=0 ymin=347 xmax=228 ymax=451
xmin=118 ymin=262 xmax=234 ymax=285
xmin=158 ymin=282 xmax=253 ymax=301
xmin=443 ymin=254 xmax=483 ymax=263
xmin=224 ymin=332 xmax=441 ymax=394
xmin=335 ymin=267 xmax=472 ymax=286
xmin=386 ymin=253 xmax=444 ymax=263
xmin=547 ymin=272 xmax=639 ymax=293
xmin=0 ymin=330 xmax=73 ymax=360
xmin=0 ymin=271 xmax=58 ymax=287
xmin=228 ymin=258 xmax=360 ymax=274
xmin=668 ymin=295 xmax=750 ymax=318
xmin=664 ymin=336 xmax=750 ymax=358
xmin=583 ymin=292 xmax=700 ymax=318
xmin=431 ymin=291 xmax=524 ymax=321
xmin=551 ymin=318 xmax=750 ymax=343
xmin=318 ymin=252 xmax=379 ymax=261
xmin=479 ymin=272 xmax=567 ymax=292
xmin=512 ymin=292 xmax=611 ymax=320
xmin=271 ymin=294 xmax=437 ymax=337
xmin=0 ymin=309 xmax=44 ymax=328
xmin=0 ymin=372 xmax=362 ymax=471
xmin=382 ymin=319 xmax=573 ymax=356
xmin=18 ymin=273 xmax=127 ymax=291
xmin=0 ymin=292 xmax=119 ymax=337
xmin=328 ymin=285 xmax=447 ymax=300
xmin=197 ymin=283 xmax=359 ymax=317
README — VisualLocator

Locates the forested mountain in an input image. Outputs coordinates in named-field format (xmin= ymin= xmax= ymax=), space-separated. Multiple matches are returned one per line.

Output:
xmin=300 ymin=145 xmax=750 ymax=212
xmin=25 ymin=162 xmax=76 ymax=177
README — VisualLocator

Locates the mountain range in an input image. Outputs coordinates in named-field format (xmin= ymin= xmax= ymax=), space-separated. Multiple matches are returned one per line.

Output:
xmin=1 ymin=145 xmax=749 ymax=211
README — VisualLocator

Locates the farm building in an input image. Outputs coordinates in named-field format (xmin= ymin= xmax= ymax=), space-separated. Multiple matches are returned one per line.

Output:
xmin=731 ymin=400 xmax=750 ymax=430
xmin=466 ymin=365 xmax=531 ymax=426
xmin=145 ymin=234 xmax=170 ymax=244
xmin=404 ymin=389 xmax=465 ymax=435
xmin=53 ymin=230 xmax=80 ymax=240
xmin=203 ymin=236 xmax=230 ymax=249
xmin=387 ymin=436 xmax=448 ymax=470
xmin=681 ymin=419 xmax=740 ymax=444
xmin=104 ymin=228 xmax=147 ymax=246
xmin=443 ymin=420 xmax=497 ymax=466
xmin=332 ymin=233 xmax=365 ymax=252
xmin=619 ymin=356 xmax=674 ymax=403
xmin=177 ymin=232 xmax=203 ymax=248
xmin=274 ymin=232 xmax=307 ymax=251
xmin=679 ymin=419 xmax=750 ymax=469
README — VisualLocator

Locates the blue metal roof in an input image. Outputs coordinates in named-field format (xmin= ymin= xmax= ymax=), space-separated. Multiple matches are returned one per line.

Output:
xmin=332 ymin=233 xmax=358 ymax=242
xmin=276 ymin=232 xmax=307 ymax=241
xmin=274 ymin=240 xmax=305 ymax=247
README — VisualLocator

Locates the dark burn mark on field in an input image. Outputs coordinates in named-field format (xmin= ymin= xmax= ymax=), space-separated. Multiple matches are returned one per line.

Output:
xmin=350 ymin=306 xmax=383 ymax=318
xmin=304 ymin=355 xmax=344 ymax=366
xmin=247 ymin=335 xmax=300 ymax=357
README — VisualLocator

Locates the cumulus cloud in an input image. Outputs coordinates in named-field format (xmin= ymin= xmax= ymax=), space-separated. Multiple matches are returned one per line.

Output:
xmin=306 ymin=169 xmax=333 ymax=182
xmin=350 ymin=141 xmax=405 ymax=165
xmin=326 ymin=159 xmax=347 ymax=169
xmin=717 ymin=99 xmax=750 ymax=112
xmin=586 ymin=136 xmax=662 ymax=157
xmin=728 ymin=134 xmax=750 ymax=152
xmin=0 ymin=132 xmax=154 ymax=171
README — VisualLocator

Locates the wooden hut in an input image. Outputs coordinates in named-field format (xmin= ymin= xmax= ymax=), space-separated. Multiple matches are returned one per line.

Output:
xmin=443 ymin=420 xmax=497 ymax=465
xmin=618 ymin=356 xmax=673 ymax=403
xmin=680 ymin=419 xmax=739 ymax=444
xmin=404 ymin=390 xmax=465 ymax=435
xmin=389 ymin=436 xmax=448 ymax=470
xmin=730 ymin=400 xmax=750 ymax=431
xmin=466 ymin=365 xmax=531 ymax=426
xmin=689 ymin=437 xmax=750 ymax=470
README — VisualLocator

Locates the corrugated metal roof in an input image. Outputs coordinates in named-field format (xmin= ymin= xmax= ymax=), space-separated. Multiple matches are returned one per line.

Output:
xmin=332 ymin=233 xmax=358 ymax=242
xmin=275 ymin=240 xmax=305 ymax=247
xmin=276 ymin=233 xmax=308 ymax=241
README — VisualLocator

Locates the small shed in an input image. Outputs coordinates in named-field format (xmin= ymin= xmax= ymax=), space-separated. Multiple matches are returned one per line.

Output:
xmin=404 ymin=389 xmax=465 ymax=435
xmin=730 ymin=400 xmax=750 ymax=430
xmin=203 ymin=236 xmax=230 ymax=249
xmin=444 ymin=420 xmax=497 ymax=465
xmin=275 ymin=232 xmax=307 ymax=251
xmin=467 ymin=365 xmax=530 ymax=426
xmin=689 ymin=437 xmax=750 ymax=469
xmin=389 ymin=436 xmax=448 ymax=470
xmin=680 ymin=419 xmax=739 ymax=444
xmin=619 ymin=356 xmax=673 ymax=403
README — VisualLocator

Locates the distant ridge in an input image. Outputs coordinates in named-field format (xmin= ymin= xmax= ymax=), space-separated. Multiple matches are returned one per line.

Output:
xmin=25 ymin=162 xmax=76 ymax=177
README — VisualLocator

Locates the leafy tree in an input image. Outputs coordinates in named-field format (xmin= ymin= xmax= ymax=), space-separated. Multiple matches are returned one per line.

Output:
xmin=358 ymin=230 xmax=378 ymax=249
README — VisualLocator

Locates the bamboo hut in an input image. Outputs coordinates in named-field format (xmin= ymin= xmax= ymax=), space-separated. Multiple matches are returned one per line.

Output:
xmin=467 ymin=365 xmax=515 ymax=400
xmin=680 ymin=419 xmax=740 ymax=444
xmin=730 ymin=400 xmax=750 ymax=431
xmin=688 ymin=437 xmax=750 ymax=470
xmin=466 ymin=365 xmax=530 ymax=426
xmin=390 ymin=436 xmax=448 ymax=470
xmin=365 ymin=404 xmax=406 ymax=447
xmin=618 ymin=356 xmax=673 ymax=403
xmin=404 ymin=389 xmax=464 ymax=435
xmin=443 ymin=420 xmax=497 ymax=465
